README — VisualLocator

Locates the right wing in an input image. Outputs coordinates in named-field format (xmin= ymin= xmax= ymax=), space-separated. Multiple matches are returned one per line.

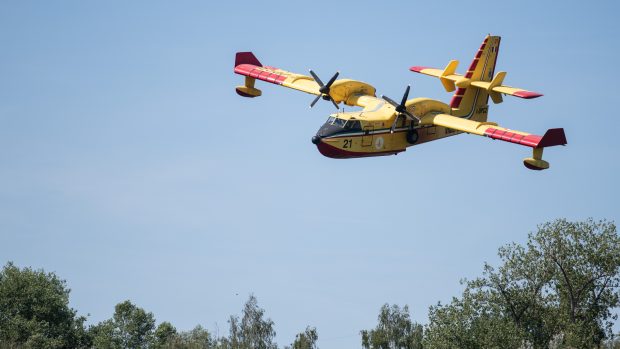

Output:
xmin=422 ymin=113 xmax=566 ymax=170
xmin=423 ymin=113 xmax=566 ymax=148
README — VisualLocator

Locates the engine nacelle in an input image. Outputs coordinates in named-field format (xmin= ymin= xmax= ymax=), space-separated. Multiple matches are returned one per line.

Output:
xmin=405 ymin=98 xmax=451 ymax=119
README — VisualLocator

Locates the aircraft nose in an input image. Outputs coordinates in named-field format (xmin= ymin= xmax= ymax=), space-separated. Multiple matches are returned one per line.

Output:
xmin=311 ymin=135 xmax=322 ymax=145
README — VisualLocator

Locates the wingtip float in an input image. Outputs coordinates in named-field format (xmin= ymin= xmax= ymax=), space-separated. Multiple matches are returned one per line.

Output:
xmin=233 ymin=35 xmax=566 ymax=170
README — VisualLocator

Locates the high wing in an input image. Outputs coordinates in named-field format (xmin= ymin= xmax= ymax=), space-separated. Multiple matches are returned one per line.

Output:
xmin=411 ymin=63 xmax=542 ymax=101
xmin=234 ymin=52 xmax=377 ymax=107
xmin=421 ymin=113 xmax=567 ymax=170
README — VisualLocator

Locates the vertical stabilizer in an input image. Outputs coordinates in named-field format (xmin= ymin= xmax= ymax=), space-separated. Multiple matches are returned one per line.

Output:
xmin=451 ymin=35 xmax=501 ymax=121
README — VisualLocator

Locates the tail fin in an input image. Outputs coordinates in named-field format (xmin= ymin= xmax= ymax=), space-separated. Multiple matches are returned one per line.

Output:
xmin=450 ymin=35 xmax=500 ymax=121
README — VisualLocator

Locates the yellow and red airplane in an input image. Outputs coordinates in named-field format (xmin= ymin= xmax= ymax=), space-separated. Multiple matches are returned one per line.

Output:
xmin=233 ymin=35 xmax=566 ymax=170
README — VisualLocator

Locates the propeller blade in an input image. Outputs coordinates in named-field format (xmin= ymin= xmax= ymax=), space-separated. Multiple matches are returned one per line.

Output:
xmin=309 ymin=70 xmax=324 ymax=87
xmin=310 ymin=94 xmax=322 ymax=108
xmin=404 ymin=110 xmax=421 ymax=122
xmin=329 ymin=97 xmax=339 ymax=109
xmin=325 ymin=71 xmax=340 ymax=87
xmin=400 ymin=85 xmax=411 ymax=106
xmin=381 ymin=95 xmax=401 ymax=109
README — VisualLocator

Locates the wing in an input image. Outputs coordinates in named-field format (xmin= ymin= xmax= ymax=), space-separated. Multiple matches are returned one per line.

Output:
xmin=422 ymin=113 xmax=567 ymax=170
xmin=234 ymin=52 xmax=376 ymax=106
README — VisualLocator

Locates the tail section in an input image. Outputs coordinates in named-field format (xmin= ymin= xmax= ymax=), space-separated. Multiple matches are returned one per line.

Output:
xmin=410 ymin=35 xmax=543 ymax=122
xmin=450 ymin=35 xmax=500 ymax=121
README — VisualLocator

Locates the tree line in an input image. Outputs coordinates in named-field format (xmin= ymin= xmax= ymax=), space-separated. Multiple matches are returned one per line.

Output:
xmin=1 ymin=218 xmax=619 ymax=348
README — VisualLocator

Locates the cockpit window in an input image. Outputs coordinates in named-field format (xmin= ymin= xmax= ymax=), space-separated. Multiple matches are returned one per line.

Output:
xmin=332 ymin=118 xmax=347 ymax=128
xmin=345 ymin=120 xmax=362 ymax=131
xmin=326 ymin=116 xmax=336 ymax=124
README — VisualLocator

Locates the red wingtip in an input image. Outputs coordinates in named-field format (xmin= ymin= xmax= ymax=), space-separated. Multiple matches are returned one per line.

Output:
xmin=538 ymin=128 xmax=567 ymax=147
xmin=513 ymin=90 xmax=543 ymax=99
xmin=410 ymin=66 xmax=431 ymax=73
xmin=235 ymin=52 xmax=262 ymax=68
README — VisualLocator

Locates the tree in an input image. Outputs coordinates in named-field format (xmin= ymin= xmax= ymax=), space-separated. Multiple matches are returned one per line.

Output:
xmin=424 ymin=286 xmax=523 ymax=349
xmin=361 ymin=304 xmax=423 ymax=349
xmin=534 ymin=218 xmax=620 ymax=347
xmin=227 ymin=295 xmax=277 ymax=349
xmin=159 ymin=325 xmax=216 ymax=349
xmin=288 ymin=327 xmax=318 ymax=349
xmin=0 ymin=262 xmax=90 ymax=348
xmin=424 ymin=218 xmax=620 ymax=349
xmin=90 ymin=300 xmax=156 ymax=348
xmin=154 ymin=322 xmax=177 ymax=348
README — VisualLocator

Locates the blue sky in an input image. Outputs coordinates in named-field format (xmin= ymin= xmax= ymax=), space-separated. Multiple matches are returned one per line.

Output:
xmin=1 ymin=1 xmax=619 ymax=348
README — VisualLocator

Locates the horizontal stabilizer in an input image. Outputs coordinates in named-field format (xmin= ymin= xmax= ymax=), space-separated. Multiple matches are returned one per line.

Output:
xmin=410 ymin=67 xmax=543 ymax=101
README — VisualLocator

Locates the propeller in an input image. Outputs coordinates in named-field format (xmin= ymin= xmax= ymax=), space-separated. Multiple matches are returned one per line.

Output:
xmin=309 ymin=70 xmax=340 ymax=109
xmin=381 ymin=85 xmax=420 ymax=133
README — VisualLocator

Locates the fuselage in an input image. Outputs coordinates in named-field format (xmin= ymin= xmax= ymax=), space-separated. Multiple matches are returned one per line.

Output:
xmin=311 ymin=96 xmax=462 ymax=159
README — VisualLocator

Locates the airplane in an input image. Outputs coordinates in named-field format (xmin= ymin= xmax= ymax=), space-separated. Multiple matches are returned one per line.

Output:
xmin=233 ymin=35 xmax=566 ymax=170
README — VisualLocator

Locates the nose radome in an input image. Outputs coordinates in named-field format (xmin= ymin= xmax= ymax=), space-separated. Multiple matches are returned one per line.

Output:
xmin=311 ymin=135 xmax=322 ymax=145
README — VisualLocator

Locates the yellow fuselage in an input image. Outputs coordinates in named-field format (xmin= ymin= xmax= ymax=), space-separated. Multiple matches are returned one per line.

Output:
xmin=313 ymin=96 xmax=458 ymax=158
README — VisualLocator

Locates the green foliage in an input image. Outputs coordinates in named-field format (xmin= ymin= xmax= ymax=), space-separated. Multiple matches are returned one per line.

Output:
xmin=424 ymin=286 xmax=523 ymax=349
xmin=90 ymin=300 xmax=156 ymax=349
xmin=361 ymin=304 xmax=423 ymax=349
xmin=154 ymin=322 xmax=177 ymax=348
xmin=534 ymin=218 xmax=620 ymax=347
xmin=227 ymin=295 xmax=277 ymax=349
xmin=424 ymin=218 xmax=620 ymax=349
xmin=0 ymin=262 xmax=90 ymax=348
xmin=154 ymin=325 xmax=216 ymax=349
xmin=288 ymin=327 xmax=318 ymax=349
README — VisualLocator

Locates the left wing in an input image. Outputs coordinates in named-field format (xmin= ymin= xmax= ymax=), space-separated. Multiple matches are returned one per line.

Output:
xmin=422 ymin=113 xmax=567 ymax=170
xmin=234 ymin=52 xmax=377 ymax=106
xmin=234 ymin=52 xmax=321 ymax=96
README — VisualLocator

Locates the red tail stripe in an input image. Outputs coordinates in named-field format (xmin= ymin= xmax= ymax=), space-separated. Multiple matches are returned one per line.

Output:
xmin=450 ymin=96 xmax=463 ymax=108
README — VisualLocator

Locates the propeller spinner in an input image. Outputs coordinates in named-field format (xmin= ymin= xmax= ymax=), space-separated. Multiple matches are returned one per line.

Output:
xmin=309 ymin=70 xmax=340 ymax=109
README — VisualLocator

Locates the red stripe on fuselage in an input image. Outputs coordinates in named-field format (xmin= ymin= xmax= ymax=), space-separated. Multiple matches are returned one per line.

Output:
xmin=316 ymin=141 xmax=404 ymax=159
